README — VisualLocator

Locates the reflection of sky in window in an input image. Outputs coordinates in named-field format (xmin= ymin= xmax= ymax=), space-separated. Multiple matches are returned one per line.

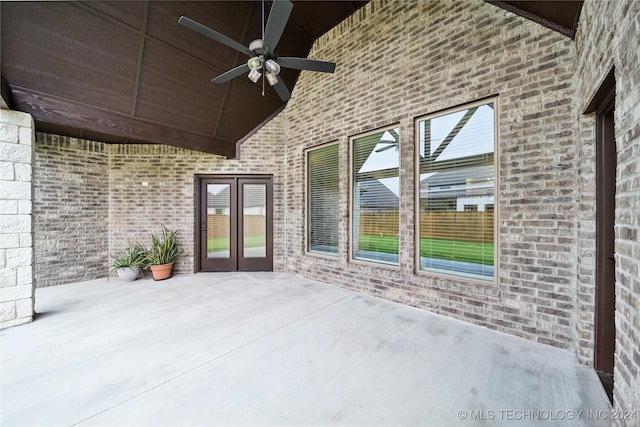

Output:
xmin=419 ymin=104 xmax=494 ymax=160
xmin=378 ymin=177 xmax=400 ymax=197
xmin=208 ymin=184 xmax=227 ymax=196
xmin=358 ymin=128 xmax=400 ymax=173
xmin=355 ymin=128 xmax=400 ymax=197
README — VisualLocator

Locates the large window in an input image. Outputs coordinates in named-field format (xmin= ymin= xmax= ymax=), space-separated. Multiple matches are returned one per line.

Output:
xmin=307 ymin=143 xmax=340 ymax=255
xmin=352 ymin=126 xmax=400 ymax=265
xmin=416 ymin=101 xmax=496 ymax=281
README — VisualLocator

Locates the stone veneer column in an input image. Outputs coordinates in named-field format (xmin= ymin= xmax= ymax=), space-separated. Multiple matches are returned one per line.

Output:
xmin=0 ymin=109 xmax=35 ymax=328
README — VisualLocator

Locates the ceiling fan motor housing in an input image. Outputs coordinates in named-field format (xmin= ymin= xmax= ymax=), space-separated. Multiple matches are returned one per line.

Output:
xmin=249 ymin=39 xmax=265 ymax=54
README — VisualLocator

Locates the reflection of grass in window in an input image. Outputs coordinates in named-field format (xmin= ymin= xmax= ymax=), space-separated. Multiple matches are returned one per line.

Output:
xmin=358 ymin=235 xmax=399 ymax=255
xmin=421 ymin=238 xmax=494 ymax=265
xmin=208 ymin=236 xmax=266 ymax=252
xmin=244 ymin=235 xmax=266 ymax=248
xmin=208 ymin=238 xmax=230 ymax=252
xmin=358 ymin=235 xmax=493 ymax=265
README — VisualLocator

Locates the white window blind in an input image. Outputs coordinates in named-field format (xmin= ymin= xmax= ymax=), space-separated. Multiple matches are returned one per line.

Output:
xmin=417 ymin=102 xmax=495 ymax=280
xmin=307 ymin=143 xmax=340 ymax=255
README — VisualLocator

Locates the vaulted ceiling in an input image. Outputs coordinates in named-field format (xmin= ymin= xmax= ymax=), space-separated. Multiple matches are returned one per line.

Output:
xmin=1 ymin=1 xmax=582 ymax=158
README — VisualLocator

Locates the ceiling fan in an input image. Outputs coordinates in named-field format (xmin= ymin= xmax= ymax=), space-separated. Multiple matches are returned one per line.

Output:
xmin=178 ymin=0 xmax=336 ymax=102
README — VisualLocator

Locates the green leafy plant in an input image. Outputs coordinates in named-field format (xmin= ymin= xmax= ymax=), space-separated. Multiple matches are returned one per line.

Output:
xmin=146 ymin=224 xmax=185 ymax=266
xmin=108 ymin=242 xmax=149 ymax=278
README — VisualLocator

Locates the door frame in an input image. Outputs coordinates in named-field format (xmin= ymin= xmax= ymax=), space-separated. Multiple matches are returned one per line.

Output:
xmin=195 ymin=174 xmax=273 ymax=272
xmin=585 ymin=68 xmax=616 ymax=402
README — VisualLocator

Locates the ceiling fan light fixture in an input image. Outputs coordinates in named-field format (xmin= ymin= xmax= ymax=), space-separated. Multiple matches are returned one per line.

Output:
xmin=248 ymin=68 xmax=262 ymax=83
xmin=265 ymin=59 xmax=281 ymax=75
xmin=247 ymin=57 xmax=262 ymax=71
xmin=265 ymin=72 xmax=278 ymax=86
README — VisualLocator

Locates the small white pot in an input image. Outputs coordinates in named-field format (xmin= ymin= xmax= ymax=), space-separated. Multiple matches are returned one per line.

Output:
xmin=116 ymin=266 xmax=141 ymax=282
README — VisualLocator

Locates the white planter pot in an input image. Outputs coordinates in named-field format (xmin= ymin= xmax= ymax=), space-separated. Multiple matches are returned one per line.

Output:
xmin=116 ymin=266 xmax=141 ymax=282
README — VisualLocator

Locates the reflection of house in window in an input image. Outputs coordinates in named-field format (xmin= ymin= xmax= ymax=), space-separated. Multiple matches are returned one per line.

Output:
xmin=357 ymin=180 xmax=399 ymax=214
xmin=207 ymin=186 xmax=266 ymax=215
xmin=419 ymin=165 xmax=494 ymax=212
xmin=208 ymin=185 xmax=230 ymax=215
xmin=242 ymin=185 xmax=267 ymax=216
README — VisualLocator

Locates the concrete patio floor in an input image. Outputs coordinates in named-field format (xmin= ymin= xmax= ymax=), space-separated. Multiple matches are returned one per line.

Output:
xmin=1 ymin=272 xmax=611 ymax=426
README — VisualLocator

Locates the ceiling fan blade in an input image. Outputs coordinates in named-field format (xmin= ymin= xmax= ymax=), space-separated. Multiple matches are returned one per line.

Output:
xmin=178 ymin=16 xmax=253 ymax=57
xmin=212 ymin=64 xmax=249 ymax=84
xmin=263 ymin=0 xmax=293 ymax=51
xmin=273 ymin=79 xmax=291 ymax=102
xmin=278 ymin=57 xmax=336 ymax=73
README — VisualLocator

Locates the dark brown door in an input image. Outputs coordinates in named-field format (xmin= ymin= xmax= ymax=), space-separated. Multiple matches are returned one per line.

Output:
xmin=591 ymin=71 xmax=616 ymax=403
xmin=198 ymin=176 xmax=273 ymax=272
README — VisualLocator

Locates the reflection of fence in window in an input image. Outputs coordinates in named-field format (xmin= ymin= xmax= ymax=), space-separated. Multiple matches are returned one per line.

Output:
xmin=207 ymin=215 xmax=266 ymax=238
xmin=358 ymin=212 xmax=399 ymax=236
xmin=358 ymin=211 xmax=492 ymax=243
xmin=420 ymin=211 xmax=493 ymax=243
xmin=208 ymin=214 xmax=229 ymax=239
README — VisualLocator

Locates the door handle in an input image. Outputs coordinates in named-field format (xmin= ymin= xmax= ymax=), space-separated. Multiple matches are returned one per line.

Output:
xmin=608 ymin=257 xmax=615 ymax=264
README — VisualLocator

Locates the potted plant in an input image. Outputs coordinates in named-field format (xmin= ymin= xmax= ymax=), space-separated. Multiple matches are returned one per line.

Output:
xmin=147 ymin=224 xmax=184 ymax=281
xmin=109 ymin=242 xmax=148 ymax=282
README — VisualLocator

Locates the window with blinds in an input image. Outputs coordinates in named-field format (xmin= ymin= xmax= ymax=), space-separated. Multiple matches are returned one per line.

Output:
xmin=351 ymin=126 xmax=400 ymax=265
xmin=416 ymin=101 xmax=496 ymax=280
xmin=307 ymin=143 xmax=340 ymax=255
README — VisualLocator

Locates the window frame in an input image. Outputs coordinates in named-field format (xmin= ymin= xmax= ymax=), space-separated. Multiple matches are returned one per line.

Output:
xmin=305 ymin=141 xmax=341 ymax=259
xmin=414 ymin=98 xmax=499 ymax=284
xmin=349 ymin=124 xmax=402 ymax=269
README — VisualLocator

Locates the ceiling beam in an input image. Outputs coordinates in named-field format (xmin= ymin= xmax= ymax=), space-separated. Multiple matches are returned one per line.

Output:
xmin=12 ymin=87 xmax=237 ymax=158
xmin=485 ymin=1 xmax=579 ymax=38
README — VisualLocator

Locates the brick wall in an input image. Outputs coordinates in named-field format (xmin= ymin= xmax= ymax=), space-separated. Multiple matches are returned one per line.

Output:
xmin=0 ymin=109 xmax=35 ymax=328
xmin=34 ymin=134 xmax=110 ymax=287
xmin=575 ymin=0 xmax=640 ymax=422
xmin=280 ymin=0 xmax=580 ymax=352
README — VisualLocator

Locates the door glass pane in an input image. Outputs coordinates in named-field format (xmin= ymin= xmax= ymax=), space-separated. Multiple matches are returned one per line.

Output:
xmin=207 ymin=184 xmax=230 ymax=258
xmin=243 ymin=184 xmax=266 ymax=258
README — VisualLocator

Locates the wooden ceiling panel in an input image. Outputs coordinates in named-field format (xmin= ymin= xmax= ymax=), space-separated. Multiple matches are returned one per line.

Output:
xmin=214 ymin=79 xmax=283 ymax=142
xmin=81 ymin=1 xmax=146 ymax=31
xmin=1 ymin=2 xmax=140 ymax=114
xmin=9 ymin=87 xmax=234 ymax=156
xmin=135 ymin=39 xmax=224 ymax=135
xmin=146 ymin=1 xmax=255 ymax=72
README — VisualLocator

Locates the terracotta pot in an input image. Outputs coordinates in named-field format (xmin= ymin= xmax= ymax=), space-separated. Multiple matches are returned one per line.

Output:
xmin=116 ymin=266 xmax=141 ymax=282
xmin=150 ymin=263 xmax=174 ymax=281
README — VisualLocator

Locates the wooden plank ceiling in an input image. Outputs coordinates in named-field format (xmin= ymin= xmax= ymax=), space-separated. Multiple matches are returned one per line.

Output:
xmin=1 ymin=1 xmax=581 ymax=158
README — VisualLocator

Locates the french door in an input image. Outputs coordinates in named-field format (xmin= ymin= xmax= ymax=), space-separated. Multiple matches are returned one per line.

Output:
xmin=197 ymin=176 xmax=273 ymax=271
